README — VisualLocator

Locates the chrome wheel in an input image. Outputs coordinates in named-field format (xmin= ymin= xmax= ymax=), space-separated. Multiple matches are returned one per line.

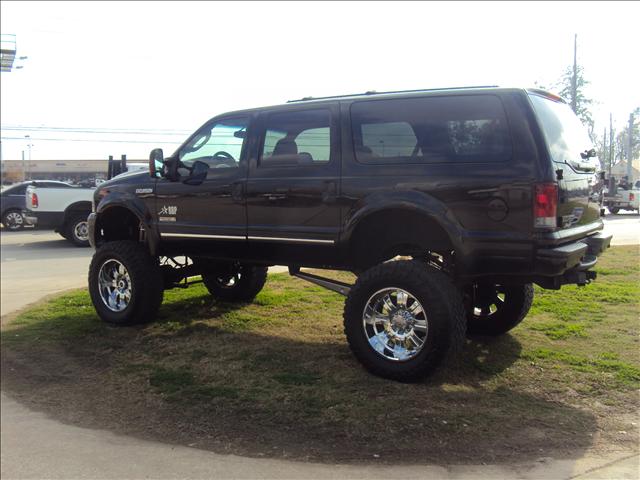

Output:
xmin=214 ymin=266 xmax=242 ymax=288
xmin=98 ymin=259 xmax=132 ymax=312
xmin=362 ymin=287 xmax=428 ymax=362
xmin=74 ymin=220 xmax=89 ymax=241
xmin=4 ymin=211 xmax=24 ymax=230
xmin=470 ymin=284 xmax=506 ymax=318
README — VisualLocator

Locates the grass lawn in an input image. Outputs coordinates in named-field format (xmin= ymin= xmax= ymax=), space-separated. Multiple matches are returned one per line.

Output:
xmin=1 ymin=245 xmax=639 ymax=464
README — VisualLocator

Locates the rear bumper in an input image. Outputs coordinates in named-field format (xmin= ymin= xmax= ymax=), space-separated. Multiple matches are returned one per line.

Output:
xmin=22 ymin=210 xmax=64 ymax=230
xmin=533 ymin=231 xmax=612 ymax=289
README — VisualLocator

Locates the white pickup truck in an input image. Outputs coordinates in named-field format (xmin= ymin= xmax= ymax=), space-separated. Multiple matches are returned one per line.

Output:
xmin=24 ymin=183 xmax=94 ymax=246
xmin=604 ymin=180 xmax=640 ymax=214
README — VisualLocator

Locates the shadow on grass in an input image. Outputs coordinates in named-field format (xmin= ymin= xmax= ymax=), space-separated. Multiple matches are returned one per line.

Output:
xmin=1 ymin=290 xmax=597 ymax=465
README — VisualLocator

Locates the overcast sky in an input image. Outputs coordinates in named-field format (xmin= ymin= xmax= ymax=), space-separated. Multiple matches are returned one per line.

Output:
xmin=1 ymin=1 xmax=639 ymax=161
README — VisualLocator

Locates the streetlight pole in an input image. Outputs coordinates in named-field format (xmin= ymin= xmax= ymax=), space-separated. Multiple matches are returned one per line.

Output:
xmin=24 ymin=135 xmax=32 ymax=180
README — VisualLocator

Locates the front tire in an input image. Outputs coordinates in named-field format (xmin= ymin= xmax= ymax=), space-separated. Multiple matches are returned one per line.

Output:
xmin=89 ymin=241 xmax=164 ymax=325
xmin=65 ymin=213 xmax=91 ymax=247
xmin=201 ymin=262 xmax=268 ymax=302
xmin=465 ymin=283 xmax=534 ymax=336
xmin=2 ymin=209 xmax=24 ymax=231
xmin=343 ymin=260 xmax=466 ymax=382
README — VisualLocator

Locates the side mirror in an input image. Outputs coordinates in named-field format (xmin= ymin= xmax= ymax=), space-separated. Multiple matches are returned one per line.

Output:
xmin=580 ymin=148 xmax=597 ymax=159
xmin=149 ymin=148 xmax=164 ymax=178
xmin=183 ymin=160 xmax=209 ymax=186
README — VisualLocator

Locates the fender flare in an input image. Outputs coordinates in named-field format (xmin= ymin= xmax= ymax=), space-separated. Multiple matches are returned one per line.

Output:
xmin=340 ymin=190 xmax=464 ymax=252
xmin=94 ymin=192 xmax=159 ymax=255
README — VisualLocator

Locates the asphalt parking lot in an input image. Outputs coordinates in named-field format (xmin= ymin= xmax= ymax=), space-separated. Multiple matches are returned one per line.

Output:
xmin=1 ymin=215 xmax=638 ymax=479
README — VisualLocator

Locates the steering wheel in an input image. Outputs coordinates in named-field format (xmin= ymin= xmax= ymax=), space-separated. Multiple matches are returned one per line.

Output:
xmin=211 ymin=151 xmax=236 ymax=168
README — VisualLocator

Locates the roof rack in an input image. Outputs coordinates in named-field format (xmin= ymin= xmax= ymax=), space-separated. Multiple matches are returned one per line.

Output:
xmin=286 ymin=86 xmax=500 ymax=103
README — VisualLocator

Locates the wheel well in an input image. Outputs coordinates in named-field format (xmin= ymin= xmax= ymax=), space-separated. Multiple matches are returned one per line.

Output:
xmin=348 ymin=208 xmax=453 ymax=269
xmin=95 ymin=206 xmax=142 ymax=245
xmin=64 ymin=202 xmax=92 ymax=224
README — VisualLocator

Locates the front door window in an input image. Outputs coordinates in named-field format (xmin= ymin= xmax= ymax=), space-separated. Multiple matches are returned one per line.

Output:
xmin=179 ymin=118 xmax=248 ymax=170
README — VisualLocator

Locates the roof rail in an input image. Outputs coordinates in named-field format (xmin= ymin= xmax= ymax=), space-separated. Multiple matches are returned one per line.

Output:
xmin=286 ymin=86 xmax=500 ymax=103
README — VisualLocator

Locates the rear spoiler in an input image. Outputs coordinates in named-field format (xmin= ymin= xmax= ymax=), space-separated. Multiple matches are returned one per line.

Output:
xmin=527 ymin=88 xmax=567 ymax=104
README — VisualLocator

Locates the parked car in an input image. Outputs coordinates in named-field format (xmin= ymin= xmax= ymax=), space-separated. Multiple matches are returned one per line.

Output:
xmin=24 ymin=183 xmax=94 ymax=246
xmin=87 ymin=87 xmax=611 ymax=381
xmin=603 ymin=180 xmax=640 ymax=214
xmin=1 ymin=180 xmax=75 ymax=231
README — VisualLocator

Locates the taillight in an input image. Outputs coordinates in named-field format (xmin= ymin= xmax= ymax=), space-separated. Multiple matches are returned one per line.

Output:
xmin=534 ymin=183 xmax=557 ymax=229
xmin=31 ymin=192 xmax=39 ymax=208
xmin=630 ymin=193 xmax=635 ymax=201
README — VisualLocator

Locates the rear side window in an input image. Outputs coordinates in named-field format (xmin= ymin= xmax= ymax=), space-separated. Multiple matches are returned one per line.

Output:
xmin=260 ymin=109 xmax=331 ymax=167
xmin=351 ymin=95 xmax=511 ymax=164
xmin=529 ymin=93 xmax=596 ymax=168
xmin=6 ymin=185 xmax=27 ymax=195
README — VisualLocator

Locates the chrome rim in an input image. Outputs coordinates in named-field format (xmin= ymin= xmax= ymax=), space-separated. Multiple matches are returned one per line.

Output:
xmin=362 ymin=287 xmax=428 ymax=362
xmin=98 ymin=259 xmax=132 ymax=312
xmin=74 ymin=221 xmax=89 ymax=241
xmin=5 ymin=212 xmax=23 ymax=229
xmin=471 ymin=285 xmax=506 ymax=318
xmin=216 ymin=267 xmax=242 ymax=288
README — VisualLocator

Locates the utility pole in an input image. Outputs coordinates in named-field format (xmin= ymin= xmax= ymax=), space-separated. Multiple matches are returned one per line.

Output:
xmin=602 ymin=127 xmax=607 ymax=172
xmin=571 ymin=34 xmax=578 ymax=114
xmin=609 ymin=113 xmax=614 ymax=176
xmin=21 ymin=150 xmax=25 ymax=181
xmin=627 ymin=113 xmax=635 ymax=181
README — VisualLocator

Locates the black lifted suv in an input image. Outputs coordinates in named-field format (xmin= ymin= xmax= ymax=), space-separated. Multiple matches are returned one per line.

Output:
xmin=88 ymin=87 xmax=612 ymax=381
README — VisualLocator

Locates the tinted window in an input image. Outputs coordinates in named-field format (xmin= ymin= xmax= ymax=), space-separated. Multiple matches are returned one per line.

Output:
xmin=39 ymin=182 xmax=72 ymax=188
xmin=351 ymin=95 xmax=511 ymax=164
xmin=529 ymin=94 xmax=596 ymax=167
xmin=261 ymin=109 xmax=331 ymax=167
xmin=179 ymin=117 xmax=248 ymax=168
xmin=4 ymin=184 xmax=27 ymax=195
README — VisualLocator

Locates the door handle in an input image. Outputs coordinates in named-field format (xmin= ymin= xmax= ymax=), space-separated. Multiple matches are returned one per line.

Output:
xmin=322 ymin=181 xmax=337 ymax=203
xmin=231 ymin=182 xmax=245 ymax=202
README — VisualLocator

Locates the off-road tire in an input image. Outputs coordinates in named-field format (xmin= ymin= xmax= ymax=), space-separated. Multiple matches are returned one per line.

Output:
xmin=202 ymin=263 xmax=268 ymax=302
xmin=88 ymin=240 xmax=164 ymax=325
xmin=465 ymin=283 xmax=534 ymax=336
xmin=2 ymin=209 xmax=25 ymax=231
xmin=65 ymin=212 xmax=91 ymax=247
xmin=343 ymin=260 xmax=466 ymax=382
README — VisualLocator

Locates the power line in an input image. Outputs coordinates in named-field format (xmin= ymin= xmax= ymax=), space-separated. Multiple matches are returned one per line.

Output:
xmin=1 ymin=136 xmax=182 ymax=144
xmin=1 ymin=125 xmax=192 ymax=135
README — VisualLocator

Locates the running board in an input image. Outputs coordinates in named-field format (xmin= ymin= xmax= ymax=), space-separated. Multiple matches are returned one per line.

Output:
xmin=288 ymin=267 xmax=352 ymax=296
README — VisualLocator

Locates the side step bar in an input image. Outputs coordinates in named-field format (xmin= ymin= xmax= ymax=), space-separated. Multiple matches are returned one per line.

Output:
xmin=288 ymin=267 xmax=352 ymax=296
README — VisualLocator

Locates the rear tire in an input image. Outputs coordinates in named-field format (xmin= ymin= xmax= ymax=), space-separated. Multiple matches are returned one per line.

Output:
xmin=609 ymin=207 xmax=619 ymax=215
xmin=343 ymin=260 xmax=466 ymax=382
xmin=201 ymin=262 xmax=268 ymax=302
xmin=2 ymin=209 xmax=24 ymax=231
xmin=464 ymin=283 xmax=534 ymax=336
xmin=65 ymin=213 xmax=91 ymax=247
xmin=88 ymin=241 xmax=164 ymax=325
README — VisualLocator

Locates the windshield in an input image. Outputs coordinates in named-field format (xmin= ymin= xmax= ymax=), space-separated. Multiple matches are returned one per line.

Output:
xmin=529 ymin=93 xmax=597 ymax=169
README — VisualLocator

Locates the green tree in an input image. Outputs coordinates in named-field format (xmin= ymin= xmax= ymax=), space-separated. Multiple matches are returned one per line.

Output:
xmin=615 ymin=108 xmax=640 ymax=162
xmin=555 ymin=64 xmax=595 ymax=138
